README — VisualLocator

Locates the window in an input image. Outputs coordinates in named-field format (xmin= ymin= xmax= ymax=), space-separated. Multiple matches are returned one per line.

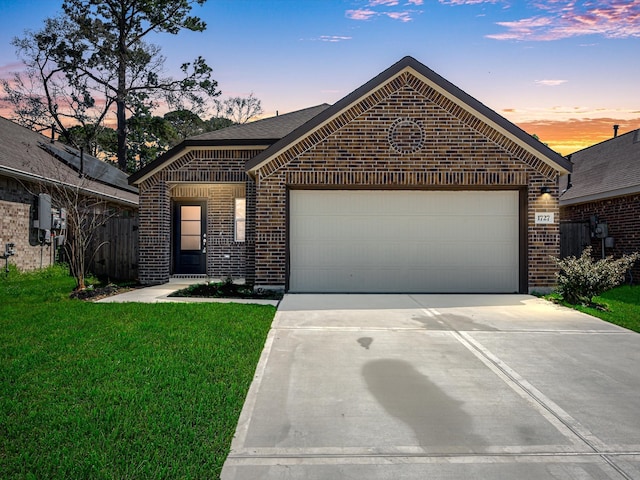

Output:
xmin=180 ymin=205 xmax=201 ymax=250
xmin=235 ymin=198 xmax=246 ymax=242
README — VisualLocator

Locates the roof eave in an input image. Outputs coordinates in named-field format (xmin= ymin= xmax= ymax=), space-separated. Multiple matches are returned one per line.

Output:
xmin=0 ymin=165 xmax=139 ymax=207
xmin=560 ymin=185 xmax=640 ymax=206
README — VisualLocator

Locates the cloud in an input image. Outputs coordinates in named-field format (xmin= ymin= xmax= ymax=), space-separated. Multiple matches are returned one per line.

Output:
xmin=0 ymin=62 xmax=26 ymax=79
xmin=346 ymin=8 xmax=379 ymax=20
xmin=318 ymin=35 xmax=353 ymax=42
xmin=346 ymin=1 xmax=423 ymax=22
xmin=487 ymin=1 xmax=640 ymax=41
xmin=535 ymin=79 xmax=568 ymax=86
xmin=440 ymin=0 xmax=500 ymax=4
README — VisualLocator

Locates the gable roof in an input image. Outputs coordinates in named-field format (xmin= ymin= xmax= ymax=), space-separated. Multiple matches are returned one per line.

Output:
xmin=560 ymin=129 xmax=640 ymax=206
xmin=0 ymin=116 xmax=138 ymax=206
xmin=246 ymin=56 xmax=572 ymax=175
xmin=128 ymin=104 xmax=330 ymax=184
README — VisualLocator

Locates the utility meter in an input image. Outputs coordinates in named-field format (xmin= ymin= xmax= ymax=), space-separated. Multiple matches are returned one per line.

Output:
xmin=595 ymin=223 xmax=608 ymax=239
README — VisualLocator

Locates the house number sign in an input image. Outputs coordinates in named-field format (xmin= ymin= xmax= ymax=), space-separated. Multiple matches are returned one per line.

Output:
xmin=535 ymin=212 xmax=554 ymax=224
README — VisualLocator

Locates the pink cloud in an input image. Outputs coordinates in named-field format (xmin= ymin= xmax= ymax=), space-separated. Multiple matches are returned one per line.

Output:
xmin=487 ymin=1 xmax=640 ymax=41
xmin=0 ymin=62 xmax=26 ymax=79
xmin=440 ymin=0 xmax=499 ymax=4
xmin=346 ymin=1 xmax=422 ymax=22
xmin=385 ymin=11 xmax=414 ymax=21
xmin=346 ymin=8 xmax=379 ymax=20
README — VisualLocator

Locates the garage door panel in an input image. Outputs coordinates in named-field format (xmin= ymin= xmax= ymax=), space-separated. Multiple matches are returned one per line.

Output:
xmin=290 ymin=190 xmax=519 ymax=293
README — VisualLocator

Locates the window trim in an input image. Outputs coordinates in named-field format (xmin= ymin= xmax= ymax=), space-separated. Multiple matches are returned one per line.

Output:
xmin=234 ymin=197 xmax=246 ymax=242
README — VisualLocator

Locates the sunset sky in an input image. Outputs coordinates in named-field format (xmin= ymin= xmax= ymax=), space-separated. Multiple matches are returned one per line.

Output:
xmin=1 ymin=0 xmax=639 ymax=155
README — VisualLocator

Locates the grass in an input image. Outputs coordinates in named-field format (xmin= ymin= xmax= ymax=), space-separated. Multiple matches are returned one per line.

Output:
xmin=547 ymin=284 xmax=640 ymax=333
xmin=0 ymin=265 xmax=275 ymax=479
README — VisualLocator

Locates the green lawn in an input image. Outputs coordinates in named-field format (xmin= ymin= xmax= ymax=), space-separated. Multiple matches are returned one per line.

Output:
xmin=548 ymin=284 xmax=640 ymax=333
xmin=0 ymin=266 xmax=275 ymax=479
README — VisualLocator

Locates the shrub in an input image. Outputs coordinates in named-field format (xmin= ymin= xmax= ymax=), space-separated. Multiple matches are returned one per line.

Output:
xmin=554 ymin=246 xmax=639 ymax=305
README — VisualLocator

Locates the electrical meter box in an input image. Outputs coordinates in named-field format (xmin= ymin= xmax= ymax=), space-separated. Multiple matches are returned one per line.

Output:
xmin=595 ymin=223 xmax=608 ymax=239
xmin=34 ymin=193 xmax=52 ymax=230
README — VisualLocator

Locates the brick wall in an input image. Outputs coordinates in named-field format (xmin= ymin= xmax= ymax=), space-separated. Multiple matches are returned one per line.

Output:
xmin=138 ymin=149 xmax=262 ymax=284
xmin=561 ymin=194 xmax=640 ymax=277
xmin=0 ymin=176 xmax=54 ymax=271
xmin=253 ymin=72 xmax=561 ymax=292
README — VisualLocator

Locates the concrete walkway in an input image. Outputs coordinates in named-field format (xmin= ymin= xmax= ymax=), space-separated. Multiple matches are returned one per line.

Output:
xmin=222 ymin=294 xmax=640 ymax=479
xmin=95 ymin=279 xmax=279 ymax=306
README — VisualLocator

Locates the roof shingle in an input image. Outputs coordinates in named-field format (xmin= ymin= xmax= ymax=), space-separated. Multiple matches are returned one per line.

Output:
xmin=560 ymin=129 xmax=640 ymax=205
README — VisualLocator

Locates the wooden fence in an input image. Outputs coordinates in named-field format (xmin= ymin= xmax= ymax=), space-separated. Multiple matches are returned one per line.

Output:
xmin=559 ymin=221 xmax=590 ymax=259
xmin=87 ymin=215 xmax=139 ymax=281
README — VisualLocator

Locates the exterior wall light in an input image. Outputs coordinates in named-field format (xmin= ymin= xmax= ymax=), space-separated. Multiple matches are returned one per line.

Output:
xmin=540 ymin=186 xmax=551 ymax=194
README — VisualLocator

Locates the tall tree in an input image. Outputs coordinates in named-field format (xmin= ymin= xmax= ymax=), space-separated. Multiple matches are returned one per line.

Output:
xmin=4 ymin=0 xmax=220 ymax=171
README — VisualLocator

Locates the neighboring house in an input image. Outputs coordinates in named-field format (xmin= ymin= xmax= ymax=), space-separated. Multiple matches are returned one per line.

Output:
xmin=560 ymin=128 xmax=640 ymax=267
xmin=129 ymin=56 xmax=571 ymax=294
xmin=0 ymin=116 xmax=139 ymax=277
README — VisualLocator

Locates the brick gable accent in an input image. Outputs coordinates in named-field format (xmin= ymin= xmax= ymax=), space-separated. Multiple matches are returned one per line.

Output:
xmin=252 ymin=75 xmax=560 ymax=291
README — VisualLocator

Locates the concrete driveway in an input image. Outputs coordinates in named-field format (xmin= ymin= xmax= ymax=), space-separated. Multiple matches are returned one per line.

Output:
xmin=221 ymin=294 xmax=640 ymax=480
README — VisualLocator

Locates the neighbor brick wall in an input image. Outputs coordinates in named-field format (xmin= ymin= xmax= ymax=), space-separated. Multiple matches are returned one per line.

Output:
xmin=137 ymin=149 xmax=262 ymax=285
xmin=561 ymin=194 xmax=640 ymax=278
xmin=253 ymin=71 xmax=561 ymax=292
xmin=0 ymin=176 xmax=54 ymax=271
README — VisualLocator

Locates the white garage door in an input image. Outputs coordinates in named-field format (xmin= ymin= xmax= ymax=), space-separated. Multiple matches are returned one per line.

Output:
xmin=289 ymin=190 xmax=519 ymax=293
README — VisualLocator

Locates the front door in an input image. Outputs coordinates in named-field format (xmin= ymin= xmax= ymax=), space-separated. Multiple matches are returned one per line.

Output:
xmin=173 ymin=201 xmax=206 ymax=275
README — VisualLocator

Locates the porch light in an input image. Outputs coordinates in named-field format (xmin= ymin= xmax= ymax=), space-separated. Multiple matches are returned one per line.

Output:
xmin=540 ymin=186 xmax=551 ymax=194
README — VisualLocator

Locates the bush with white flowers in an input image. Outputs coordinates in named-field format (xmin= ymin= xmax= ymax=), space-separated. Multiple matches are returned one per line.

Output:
xmin=554 ymin=246 xmax=639 ymax=305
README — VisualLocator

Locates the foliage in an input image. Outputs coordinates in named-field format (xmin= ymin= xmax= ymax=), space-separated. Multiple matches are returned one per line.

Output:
xmin=170 ymin=279 xmax=283 ymax=300
xmin=2 ymin=0 xmax=220 ymax=171
xmin=0 ymin=267 xmax=275 ymax=479
xmin=125 ymin=110 xmax=179 ymax=170
xmin=554 ymin=246 xmax=639 ymax=305
xmin=164 ymin=108 xmax=205 ymax=141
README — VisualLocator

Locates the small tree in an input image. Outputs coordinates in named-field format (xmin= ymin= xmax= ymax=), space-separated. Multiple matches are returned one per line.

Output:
xmin=554 ymin=247 xmax=639 ymax=305
xmin=17 ymin=147 xmax=124 ymax=290
xmin=53 ymin=181 xmax=117 ymax=291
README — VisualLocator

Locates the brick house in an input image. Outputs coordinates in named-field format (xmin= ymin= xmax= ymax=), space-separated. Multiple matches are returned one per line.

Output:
xmin=0 ymin=116 xmax=138 ymax=273
xmin=560 ymin=128 xmax=640 ymax=269
xmin=130 ymin=56 xmax=571 ymax=293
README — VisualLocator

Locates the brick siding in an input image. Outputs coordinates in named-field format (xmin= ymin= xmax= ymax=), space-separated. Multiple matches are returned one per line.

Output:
xmin=0 ymin=176 xmax=54 ymax=271
xmin=138 ymin=149 xmax=262 ymax=284
xmin=561 ymin=194 xmax=640 ymax=278
xmin=253 ymin=72 xmax=560 ymax=292
xmin=138 ymin=71 xmax=562 ymax=292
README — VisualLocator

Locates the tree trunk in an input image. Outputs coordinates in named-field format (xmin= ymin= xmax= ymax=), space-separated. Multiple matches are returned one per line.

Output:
xmin=116 ymin=4 xmax=128 ymax=172
xmin=116 ymin=98 xmax=127 ymax=172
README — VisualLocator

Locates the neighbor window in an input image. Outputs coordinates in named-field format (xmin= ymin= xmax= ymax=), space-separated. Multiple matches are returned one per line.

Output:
xmin=235 ymin=198 xmax=246 ymax=242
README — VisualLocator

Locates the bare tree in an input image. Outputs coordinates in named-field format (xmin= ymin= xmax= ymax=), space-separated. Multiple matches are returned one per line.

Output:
xmin=213 ymin=93 xmax=263 ymax=124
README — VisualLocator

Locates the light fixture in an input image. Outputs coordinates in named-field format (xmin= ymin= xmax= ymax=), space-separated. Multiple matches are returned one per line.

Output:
xmin=540 ymin=186 xmax=551 ymax=194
